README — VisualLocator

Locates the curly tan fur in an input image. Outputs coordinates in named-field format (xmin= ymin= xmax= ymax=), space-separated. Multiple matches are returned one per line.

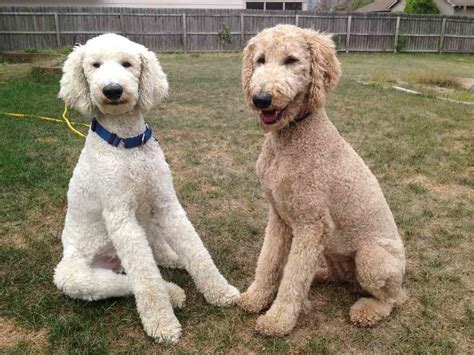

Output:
xmin=237 ymin=25 xmax=407 ymax=336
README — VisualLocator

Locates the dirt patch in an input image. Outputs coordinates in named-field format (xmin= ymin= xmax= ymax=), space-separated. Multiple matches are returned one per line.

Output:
xmin=1 ymin=51 xmax=62 ymax=64
xmin=457 ymin=78 xmax=474 ymax=91
xmin=441 ymin=129 xmax=474 ymax=153
xmin=32 ymin=65 xmax=62 ymax=75
xmin=0 ymin=230 xmax=28 ymax=249
xmin=0 ymin=318 xmax=48 ymax=351
xmin=408 ymin=175 xmax=472 ymax=201
xmin=448 ymin=129 xmax=474 ymax=140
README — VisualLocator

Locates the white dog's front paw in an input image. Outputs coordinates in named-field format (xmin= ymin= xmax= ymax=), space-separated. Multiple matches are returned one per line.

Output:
xmin=205 ymin=284 xmax=240 ymax=307
xmin=165 ymin=282 xmax=186 ymax=309
xmin=142 ymin=314 xmax=182 ymax=344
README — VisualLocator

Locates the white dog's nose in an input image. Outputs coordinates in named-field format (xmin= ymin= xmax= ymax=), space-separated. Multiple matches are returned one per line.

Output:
xmin=103 ymin=83 xmax=123 ymax=101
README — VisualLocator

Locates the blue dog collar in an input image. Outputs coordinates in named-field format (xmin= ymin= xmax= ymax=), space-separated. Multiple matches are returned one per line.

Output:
xmin=90 ymin=118 xmax=153 ymax=148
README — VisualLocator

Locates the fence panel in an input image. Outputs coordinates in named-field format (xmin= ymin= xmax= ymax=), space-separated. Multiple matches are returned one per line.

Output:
xmin=0 ymin=12 xmax=57 ymax=49
xmin=124 ymin=14 xmax=183 ymax=50
xmin=186 ymin=14 xmax=241 ymax=51
xmin=442 ymin=19 xmax=474 ymax=53
xmin=243 ymin=14 xmax=296 ymax=42
xmin=399 ymin=17 xmax=443 ymax=52
xmin=0 ymin=7 xmax=473 ymax=53
xmin=350 ymin=16 xmax=396 ymax=52
xmin=298 ymin=16 xmax=348 ymax=51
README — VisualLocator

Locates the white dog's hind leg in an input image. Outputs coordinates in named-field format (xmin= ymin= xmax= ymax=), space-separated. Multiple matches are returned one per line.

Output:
xmin=54 ymin=255 xmax=132 ymax=300
xmin=147 ymin=225 xmax=184 ymax=269
xmin=54 ymin=255 xmax=185 ymax=308
xmin=103 ymin=205 xmax=181 ymax=343
xmin=154 ymin=200 xmax=240 ymax=307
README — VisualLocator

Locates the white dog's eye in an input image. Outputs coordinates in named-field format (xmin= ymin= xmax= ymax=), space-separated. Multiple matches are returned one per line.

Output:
xmin=122 ymin=62 xmax=132 ymax=68
xmin=93 ymin=62 xmax=101 ymax=68
xmin=284 ymin=57 xmax=298 ymax=65
xmin=256 ymin=56 xmax=266 ymax=65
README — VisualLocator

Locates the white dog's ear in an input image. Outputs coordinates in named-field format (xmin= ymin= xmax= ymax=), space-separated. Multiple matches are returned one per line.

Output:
xmin=58 ymin=45 xmax=93 ymax=116
xmin=138 ymin=49 xmax=168 ymax=113
xmin=242 ymin=39 xmax=256 ymax=107
xmin=305 ymin=31 xmax=341 ymax=109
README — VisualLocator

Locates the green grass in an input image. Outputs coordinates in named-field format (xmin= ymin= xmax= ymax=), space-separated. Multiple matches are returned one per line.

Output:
xmin=1 ymin=53 xmax=473 ymax=353
xmin=361 ymin=54 xmax=474 ymax=103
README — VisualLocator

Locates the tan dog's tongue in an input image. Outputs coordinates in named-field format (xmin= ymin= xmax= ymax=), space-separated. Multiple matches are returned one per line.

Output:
xmin=260 ymin=111 xmax=279 ymax=123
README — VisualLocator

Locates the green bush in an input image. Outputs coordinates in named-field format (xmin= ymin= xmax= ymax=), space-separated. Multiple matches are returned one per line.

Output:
xmin=60 ymin=45 xmax=73 ymax=55
xmin=218 ymin=24 xmax=232 ymax=45
xmin=396 ymin=34 xmax=407 ymax=52
xmin=351 ymin=0 xmax=372 ymax=10
xmin=404 ymin=0 xmax=440 ymax=14
xmin=332 ymin=34 xmax=341 ymax=50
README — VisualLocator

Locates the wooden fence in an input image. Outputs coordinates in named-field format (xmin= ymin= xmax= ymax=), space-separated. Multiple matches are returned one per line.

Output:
xmin=1 ymin=7 xmax=473 ymax=53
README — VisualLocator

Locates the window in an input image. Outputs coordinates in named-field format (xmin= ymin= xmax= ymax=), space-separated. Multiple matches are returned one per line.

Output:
xmin=247 ymin=2 xmax=264 ymax=9
xmin=266 ymin=2 xmax=284 ymax=9
xmin=285 ymin=2 xmax=302 ymax=10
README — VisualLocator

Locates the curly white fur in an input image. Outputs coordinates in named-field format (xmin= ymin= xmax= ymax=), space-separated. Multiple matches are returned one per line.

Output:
xmin=54 ymin=33 xmax=239 ymax=343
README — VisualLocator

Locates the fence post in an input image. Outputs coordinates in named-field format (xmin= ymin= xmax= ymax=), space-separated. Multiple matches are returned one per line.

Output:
xmin=119 ymin=8 xmax=126 ymax=36
xmin=182 ymin=13 xmax=187 ymax=53
xmin=240 ymin=13 xmax=245 ymax=49
xmin=295 ymin=14 xmax=299 ymax=27
xmin=346 ymin=15 xmax=352 ymax=54
xmin=439 ymin=17 xmax=446 ymax=54
xmin=54 ymin=12 xmax=61 ymax=47
xmin=393 ymin=16 xmax=400 ymax=53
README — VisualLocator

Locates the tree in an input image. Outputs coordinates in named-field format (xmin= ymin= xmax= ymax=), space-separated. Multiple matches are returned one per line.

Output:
xmin=404 ymin=0 xmax=440 ymax=14
xmin=351 ymin=0 xmax=372 ymax=11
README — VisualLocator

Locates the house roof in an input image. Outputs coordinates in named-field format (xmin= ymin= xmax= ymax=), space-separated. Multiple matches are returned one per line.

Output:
xmin=356 ymin=0 xmax=400 ymax=12
xmin=447 ymin=0 xmax=474 ymax=7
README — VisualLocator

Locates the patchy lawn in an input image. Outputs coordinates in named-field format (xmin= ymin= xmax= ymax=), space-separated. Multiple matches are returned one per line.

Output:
xmin=0 ymin=53 xmax=473 ymax=353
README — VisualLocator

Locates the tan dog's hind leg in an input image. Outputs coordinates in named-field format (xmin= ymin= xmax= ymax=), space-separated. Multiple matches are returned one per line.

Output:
xmin=313 ymin=254 xmax=353 ymax=284
xmin=255 ymin=223 xmax=323 ymax=336
xmin=238 ymin=206 xmax=292 ymax=313
xmin=350 ymin=244 xmax=407 ymax=327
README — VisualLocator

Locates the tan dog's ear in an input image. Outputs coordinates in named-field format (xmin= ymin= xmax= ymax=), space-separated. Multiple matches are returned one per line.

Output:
xmin=138 ymin=49 xmax=169 ymax=114
xmin=305 ymin=31 xmax=341 ymax=109
xmin=242 ymin=39 xmax=256 ymax=106
xmin=59 ymin=45 xmax=93 ymax=116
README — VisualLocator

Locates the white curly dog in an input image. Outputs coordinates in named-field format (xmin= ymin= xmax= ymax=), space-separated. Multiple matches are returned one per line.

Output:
xmin=54 ymin=33 xmax=239 ymax=343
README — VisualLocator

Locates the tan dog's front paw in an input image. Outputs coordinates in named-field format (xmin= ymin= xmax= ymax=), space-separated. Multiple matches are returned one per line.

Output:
xmin=255 ymin=307 xmax=297 ymax=336
xmin=237 ymin=288 xmax=272 ymax=313
xmin=350 ymin=297 xmax=392 ymax=327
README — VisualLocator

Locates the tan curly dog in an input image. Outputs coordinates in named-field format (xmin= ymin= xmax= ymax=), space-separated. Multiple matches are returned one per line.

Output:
xmin=237 ymin=25 xmax=407 ymax=336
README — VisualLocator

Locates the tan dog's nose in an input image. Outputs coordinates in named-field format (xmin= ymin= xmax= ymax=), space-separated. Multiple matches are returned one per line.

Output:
xmin=252 ymin=93 xmax=272 ymax=109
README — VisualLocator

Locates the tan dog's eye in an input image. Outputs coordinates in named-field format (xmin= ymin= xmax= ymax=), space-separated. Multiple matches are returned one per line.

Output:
xmin=92 ymin=62 xmax=101 ymax=68
xmin=283 ymin=57 xmax=298 ymax=65
xmin=122 ymin=61 xmax=132 ymax=68
xmin=256 ymin=56 xmax=266 ymax=65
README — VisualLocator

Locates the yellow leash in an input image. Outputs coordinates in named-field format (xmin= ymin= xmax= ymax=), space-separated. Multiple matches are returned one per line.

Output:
xmin=61 ymin=105 xmax=87 ymax=138
xmin=0 ymin=105 xmax=89 ymax=139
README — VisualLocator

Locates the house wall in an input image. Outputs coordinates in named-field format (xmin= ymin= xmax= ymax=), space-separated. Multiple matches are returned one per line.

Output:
xmin=391 ymin=1 xmax=405 ymax=12
xmin=0 ymin=0 xmax=246 ymax=9
xmin=245 ymin=1 xmax=309 ymax=10
xmin=454 ymin=7 xmax=474 ymax=16
xmin=433 ymin=0 xmax=455 ymax=14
